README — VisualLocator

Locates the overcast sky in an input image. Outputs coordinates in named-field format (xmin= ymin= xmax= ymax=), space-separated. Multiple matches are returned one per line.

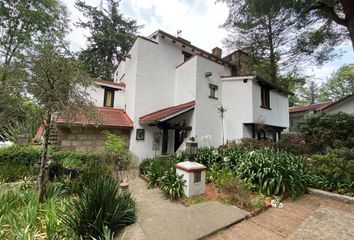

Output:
xmin=63 ymin=0 xmax=353 ymax=83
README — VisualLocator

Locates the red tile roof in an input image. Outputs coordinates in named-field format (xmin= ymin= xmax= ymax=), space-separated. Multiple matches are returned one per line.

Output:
xmin=96 ymin=79 xmax=126 ymax=88
xmin=35 ymin=125 xmax=44 ymax=138
xmin=57 ymin=107 xmax=133 ymax=127
xmin=321 ymin=94 xmax=354 ymax=110
xmin=289 ymin=101 xmax=333 ymax=113
xmin=140 ymin=101 xmax=195 ymax=123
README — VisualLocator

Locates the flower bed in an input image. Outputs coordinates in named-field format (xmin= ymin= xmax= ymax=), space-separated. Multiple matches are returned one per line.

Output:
xmin=139 ymin=147 xmax=307 ymax=212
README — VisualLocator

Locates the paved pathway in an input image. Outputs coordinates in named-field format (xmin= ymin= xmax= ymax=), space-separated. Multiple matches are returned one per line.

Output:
xmin=208 ymin=194 xmax=354 ymax=240
xmin=119 ymin=177 xmax=250 ymax=240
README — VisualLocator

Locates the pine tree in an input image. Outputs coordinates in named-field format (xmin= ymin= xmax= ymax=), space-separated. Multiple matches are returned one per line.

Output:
xmin=76 ymin=0 xmax=140 ymax=80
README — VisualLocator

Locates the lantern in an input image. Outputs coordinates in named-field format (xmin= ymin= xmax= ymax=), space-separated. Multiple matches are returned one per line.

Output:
xmin=185 ymin=137 xmax=198 ymax=161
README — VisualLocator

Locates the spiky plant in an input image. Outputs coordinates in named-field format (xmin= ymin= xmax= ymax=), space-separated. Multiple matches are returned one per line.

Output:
xmin=160 ymin=169 xmax=186 ymax=200
xmin=60 ymin=176 xmax=137 ymax=239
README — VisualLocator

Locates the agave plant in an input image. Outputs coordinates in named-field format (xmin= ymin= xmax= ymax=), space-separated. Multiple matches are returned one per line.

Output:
xmin=60 ymin=175 xmax=137 ymax=239
xmin=237 ymin=148 xmax=308 ymax=200
xmin=159 ymin=169 xmax=186 ymax=200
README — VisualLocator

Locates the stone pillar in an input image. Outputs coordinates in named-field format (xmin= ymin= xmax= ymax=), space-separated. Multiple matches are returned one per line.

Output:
xmin=176 ymin=161 xmax=207 ymax=197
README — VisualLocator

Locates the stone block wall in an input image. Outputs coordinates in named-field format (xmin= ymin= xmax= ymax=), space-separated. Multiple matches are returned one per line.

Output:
xmin=57 ymin=126 xmax=130 ymax=152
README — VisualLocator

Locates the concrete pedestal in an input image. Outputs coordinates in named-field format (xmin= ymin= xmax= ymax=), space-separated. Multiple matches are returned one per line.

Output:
xmin=176 ymin=161 xmax=207 ymax=197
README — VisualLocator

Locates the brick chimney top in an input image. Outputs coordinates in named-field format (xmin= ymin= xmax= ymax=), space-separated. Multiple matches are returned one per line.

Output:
xmin=212 ymin=47 xmax=222 ymax=58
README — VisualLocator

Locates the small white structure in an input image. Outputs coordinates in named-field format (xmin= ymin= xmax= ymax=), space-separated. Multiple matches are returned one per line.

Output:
xmin=176 ymin=161 xmax=207 ymax=197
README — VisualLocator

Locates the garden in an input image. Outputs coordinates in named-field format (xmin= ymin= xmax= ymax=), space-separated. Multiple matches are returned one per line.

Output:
xmin=1 ymin=112 xmax=353 ymax=239
xmin=139 ymin=112 xmax=354 ymax=213
xmin=0 ymin=133 xmax=137 ymax=240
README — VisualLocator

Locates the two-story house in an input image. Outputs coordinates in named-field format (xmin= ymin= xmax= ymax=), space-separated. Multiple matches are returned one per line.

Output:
xmin=53 ymin=30 xmax=291 ymax=159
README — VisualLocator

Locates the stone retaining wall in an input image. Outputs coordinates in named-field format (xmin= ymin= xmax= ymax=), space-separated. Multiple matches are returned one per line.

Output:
xmin=57 ymin=126 xmax=130 ymax=152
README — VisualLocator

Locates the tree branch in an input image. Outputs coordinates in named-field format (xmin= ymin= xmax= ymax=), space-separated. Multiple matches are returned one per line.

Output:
xmin=308 ymin=1 xmax=348 ymax=27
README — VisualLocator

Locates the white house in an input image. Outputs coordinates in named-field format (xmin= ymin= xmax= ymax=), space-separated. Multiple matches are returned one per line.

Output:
xmin=53 ymin=30 xmax=290 ymax=160
xmin=288 ymin=94 xmax=354 ymax=132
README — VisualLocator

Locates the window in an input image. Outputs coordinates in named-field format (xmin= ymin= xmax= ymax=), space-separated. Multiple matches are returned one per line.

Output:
xmin=103 ymin=88 xmax=115 ymax=107
xmin=194 ymin=172 xmax=201 ymax=183
xmin=209 ymin=84 xmax=218 ymax=99
xmin=261 ymin=86 xmax=270 ymax=109
xmin=182 ymin=51 xmax=193 ymax=61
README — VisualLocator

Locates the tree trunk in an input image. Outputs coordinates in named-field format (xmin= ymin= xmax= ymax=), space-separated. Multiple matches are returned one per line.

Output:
xmin=267 ymin=15 xmax=277 ymax=83
xmin=340 ymin=0 xmax=354 ymax=51
xmin=38 ymin=113 xmax=52 ymax=203
xmin=221 ymin=119 xmax=225 ymax=146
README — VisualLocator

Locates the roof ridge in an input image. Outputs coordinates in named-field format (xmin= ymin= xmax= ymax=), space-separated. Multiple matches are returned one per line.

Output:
xmin=140 ymin=100 xmax=195 ymax=120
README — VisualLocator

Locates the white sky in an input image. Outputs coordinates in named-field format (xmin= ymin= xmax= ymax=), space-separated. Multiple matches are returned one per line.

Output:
xmin=63 ymin=0 xmax=354 ymax=84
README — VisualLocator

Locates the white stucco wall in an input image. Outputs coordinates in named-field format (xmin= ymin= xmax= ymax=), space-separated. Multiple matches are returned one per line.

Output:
xmin=324 ymin=97 xmax=354 ymax=115
xmin=175 ymin=56 xmax=197 ymax=105
xmin=252 ymin=81 xmax=289 ymax=128
xmin=222 ymin=78 xmax=254 ymax=140
xmin=194 ymin=56 xmax=230 ymax=147
xmin=110 ymin=34 xmax=290 ymax=159
xmin=122 ymin=37 xmax=196 ymax=159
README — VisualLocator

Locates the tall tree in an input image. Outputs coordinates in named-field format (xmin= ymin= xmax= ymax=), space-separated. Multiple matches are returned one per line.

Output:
xmin=28 ymin=41 xmax=96 ymax=202
xmin=298 ymin=80 xmax=321 ymax=104
xmin=220 ymin=0 xmax=344 ymax=88
xmin=292 ymin=0 xmax=354 ymax=51
xmin=320 ymin=64 xmax=354 ymax=101
xmin=0 ymin=0 xmax=68 ymax=130
xmin=76 ymin=0 xmax=139 ymax=80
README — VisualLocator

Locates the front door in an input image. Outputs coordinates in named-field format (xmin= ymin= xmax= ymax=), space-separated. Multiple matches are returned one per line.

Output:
xmin=174 ymin=129 xmax=187 ymax=152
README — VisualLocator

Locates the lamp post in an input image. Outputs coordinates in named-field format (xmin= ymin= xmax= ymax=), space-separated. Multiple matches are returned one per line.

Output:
xmin=185 ymin=137 xmax=198 ymax=161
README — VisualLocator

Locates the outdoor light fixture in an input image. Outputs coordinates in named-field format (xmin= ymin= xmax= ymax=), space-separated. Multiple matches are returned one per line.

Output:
xmin=185 ymin=137 xmax=198 ymax=161
xmin=205 ymin=72 xmax=212 ymax=77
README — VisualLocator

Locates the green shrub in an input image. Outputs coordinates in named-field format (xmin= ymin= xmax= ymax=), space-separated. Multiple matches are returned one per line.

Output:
xmin=219 ymin=176 xmax=264 ymax=210
xmin=139 ymin=158 xmax=153 ymax=175
xmin=238 ymin=138 xmax=273 ymax=149
xmin=0 ymin=184 xmax=75 ymax=239
xmin=0 ymin=163 xmax=37 ymax=182
xmin=51 ymin=151 xmax=90 ymax=167
xmin=306 ymin=148 xmax=354 ymax=195
xmin=103 ymin=132 xmax=134 ymax=171
xmin=160 ymin=168 xmax=186 ymax=199
xmin=0 ymin=145 xmax=42 ymax=165
xmin=146 ymin=157 xmax=180 ymax=187
xmin=237 ymin=148 xmax=308 ymax=199
xmin=222 ymin=147 xmax=249 ymax=168
xmin=61 ymin=175 xmax=136 ymax=239
xmin=0 ymin=146 xmax=42 ymax=182
xmin=275 ymin=133 xmax=311 ymax=155
xmin=194 ymin=147 xmax=222 ymax=166
xmin=298 ymin=112 xmax=354 ymax=152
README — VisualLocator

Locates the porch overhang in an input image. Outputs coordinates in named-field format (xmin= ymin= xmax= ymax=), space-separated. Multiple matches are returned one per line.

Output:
xmin=244 ymin=123 xmax=287 ymax=132
xmin=244 ymin=123 xmax=286 ymax=140
xmin=139 ymin=100 xmax=195 ymax=124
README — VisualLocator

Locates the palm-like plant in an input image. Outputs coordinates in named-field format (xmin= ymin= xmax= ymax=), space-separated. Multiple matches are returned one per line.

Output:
xmin=160 ymin=169 xmax=186 ymax=200
xmin=217 ymin=105 xmax=227 ymax=145
xmin=60 ymin=176 xmax=137 ymax=239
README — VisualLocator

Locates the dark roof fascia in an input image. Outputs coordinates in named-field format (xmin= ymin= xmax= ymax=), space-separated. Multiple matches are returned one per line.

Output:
xmin=255 ymin=75 xmax=294 ymax=96
xmin=244 ymin=122 xmax=286 ymax=130
xmin=154 ymin=30 xmax=234 ymax=67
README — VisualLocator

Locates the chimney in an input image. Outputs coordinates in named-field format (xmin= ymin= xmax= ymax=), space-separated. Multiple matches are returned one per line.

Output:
xmin=212 ymin=47 xmax=222 ymax=58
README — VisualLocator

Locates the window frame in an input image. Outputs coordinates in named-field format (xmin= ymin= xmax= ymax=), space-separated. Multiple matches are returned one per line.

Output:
xmin=260 ymin=86 xmax=271 ymax=109
xmin=209 ymin=84 xmax=218 ymax=99
xmin=103 ymin=87 xmax=115 ymax=107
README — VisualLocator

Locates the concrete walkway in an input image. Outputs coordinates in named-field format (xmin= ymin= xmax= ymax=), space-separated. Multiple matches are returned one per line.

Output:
xmin=208 ymin=194 xmax=354 ymax=240
xmin=120 ymin=177 xmax=250 ymax=240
